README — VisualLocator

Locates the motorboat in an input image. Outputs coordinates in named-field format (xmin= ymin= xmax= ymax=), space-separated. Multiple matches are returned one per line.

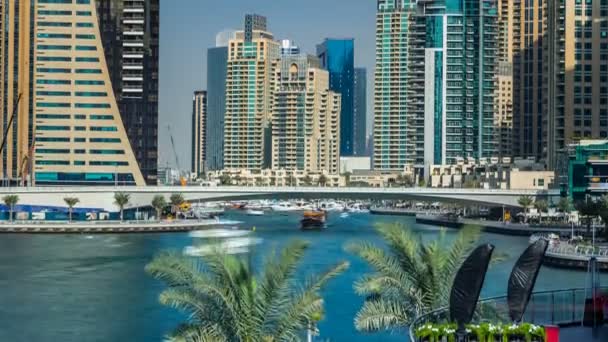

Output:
xmin=301 ymin=210 xmax=327 ymax=231
xmin=189 ymin=228 xmax=250 ymax=239
xmin=271 ymin=202 xmax=300 ymax=212
xmin=318 ymin=201 xmax=345 ymax=212
xmin=246 ymin=209 xmax=264 ymax=216
xmin=184 ymin=237 xmax=263 ymax=256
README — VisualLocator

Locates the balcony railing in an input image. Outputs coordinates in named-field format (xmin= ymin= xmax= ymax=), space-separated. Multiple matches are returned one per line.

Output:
xmin=409 ymin=287 xmax=608 ymax=341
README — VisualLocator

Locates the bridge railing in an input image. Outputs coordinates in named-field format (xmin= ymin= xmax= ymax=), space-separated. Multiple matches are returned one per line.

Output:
xmin=409 ymin=287 xmax=608 ymax=341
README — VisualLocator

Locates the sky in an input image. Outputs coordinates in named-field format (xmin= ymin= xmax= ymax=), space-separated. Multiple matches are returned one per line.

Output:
xmin=158 ymin=0 xmax=377 ymax=170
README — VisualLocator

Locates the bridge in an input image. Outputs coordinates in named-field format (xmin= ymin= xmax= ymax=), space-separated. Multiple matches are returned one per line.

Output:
xmin=0 ymin=186 xmax=559 ymax=212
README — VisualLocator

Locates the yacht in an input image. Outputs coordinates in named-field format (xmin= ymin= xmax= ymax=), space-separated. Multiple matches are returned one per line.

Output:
xmin=318 ymin=201 xmax=345 ymax=212
xmin=246 ymin=209 xmax=265 ymax=216
xmin=271 ymin=202 xmax=300 ymax=212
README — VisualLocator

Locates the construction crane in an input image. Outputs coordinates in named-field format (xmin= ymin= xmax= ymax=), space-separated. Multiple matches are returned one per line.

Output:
xmin=167 ymin=124 xmax=187 ymax=186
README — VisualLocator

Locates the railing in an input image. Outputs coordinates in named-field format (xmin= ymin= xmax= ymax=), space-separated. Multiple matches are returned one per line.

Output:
xmin=409 ymin=287 xmax=608 ymax=341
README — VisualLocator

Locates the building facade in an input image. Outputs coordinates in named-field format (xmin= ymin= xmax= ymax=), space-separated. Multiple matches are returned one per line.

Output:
xmin=205 ymin=31 xmax=234 ymax=171
xmin=271 ymin=54 xmax=341 ymax=174
xmin=373 ymin=0 xmax=416 ymax=170
xmin=0 ymin=0 xmax=35 ymax=185
xmin=546 ymin=0 xmax=608 ymax=169
xmin=191 ymin=91 xmax=206 ymax=176
xmin=223 ymin=14 xmax=279 ymax=170
xmin=32 ymin=0 xmax=145 ymax=185
xmin=94 ymin=0 xmax=159 ymax=185
xmin=353 ymin=67 xmax=367 ymax=156
xmin=494 ymin=0 xmax=514 ymax=160
xmin=317 ymin=38 xmax=354 ymax=156
xmin=512 ymin=0 xmax=546 ymax=163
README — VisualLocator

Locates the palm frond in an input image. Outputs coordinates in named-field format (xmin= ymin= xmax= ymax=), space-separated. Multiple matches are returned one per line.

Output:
xmin=354 ymin=298 xmax=410 ymax=332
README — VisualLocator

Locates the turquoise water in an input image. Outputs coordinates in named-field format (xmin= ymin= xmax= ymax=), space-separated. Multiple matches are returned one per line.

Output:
xmin=0 ymin=213 xmax=602 ymax=341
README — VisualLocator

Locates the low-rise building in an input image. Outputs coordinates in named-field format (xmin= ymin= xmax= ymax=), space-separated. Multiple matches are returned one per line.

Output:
xmin=340 ymin=157 xmax=371 ymax=174
xmin=207 ymin=169 xmax=344 ymax=187
xmin=566 ymin=140 xmax=608 ymax=201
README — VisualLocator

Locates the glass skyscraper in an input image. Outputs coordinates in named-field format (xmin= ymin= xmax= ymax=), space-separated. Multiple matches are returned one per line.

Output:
xmin=205 ymin=34 xmax=232 ymax=171
xmin=317 ymin=38 xmax=355 ymax=156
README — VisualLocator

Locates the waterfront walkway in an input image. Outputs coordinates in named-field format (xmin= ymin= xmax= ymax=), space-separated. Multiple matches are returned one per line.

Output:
xmin=0 ymin=219 xmax=240 ymax=234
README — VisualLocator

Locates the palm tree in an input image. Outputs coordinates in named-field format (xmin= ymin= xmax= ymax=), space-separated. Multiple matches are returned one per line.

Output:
xmin=114 ymin=192 xmax=130 ymax=222
xmin=302 ymin=175 xmax=312 ymax=187
xmin=63 ymin=197 xmax=80 ymax=223
xmin=2 ymin=195 xmax=19 ymax=222
xmin=346 ymin=223 xmax=482 ymax=332
xmin=146 ymin=240 xmax=349 ymax=341
xmin=152 ymin=195 xmax=167 ymax=220
xmin=518 ymin=195 xmax=534 ymax=223
xmin=557 ymin=197 xmax=572 ymax=218
xmin=219 ymin=174 xmax=231 ymax=186
xmin=534 ymin=200 xmax=548 ymax=223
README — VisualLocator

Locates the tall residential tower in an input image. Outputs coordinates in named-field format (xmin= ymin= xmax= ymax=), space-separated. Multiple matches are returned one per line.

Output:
xmin=353 ymin=67 xmax=367 ymax=156
xmin=271 ymin=54 xmax=341 ymax=174
xmin=192 ymin=91 xmax=206 ymax=176
xmin=32 ymin=0 xmax=145 ymax=185
xmin=223 ymin=14 xmax=279 ymax=170
xmin=95 ymin=0 xmax=159 ymax=185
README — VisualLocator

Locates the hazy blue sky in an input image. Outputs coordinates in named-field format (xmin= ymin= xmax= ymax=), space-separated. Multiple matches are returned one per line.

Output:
xmin=158 ymin=0 xmax=377 ymax=169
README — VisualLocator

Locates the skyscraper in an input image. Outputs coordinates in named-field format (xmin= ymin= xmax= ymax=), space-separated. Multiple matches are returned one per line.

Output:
xmin=271 ymin=54 xmax=341 ymax=174
xmin=374 ymin=0 xmax=498 ymax=174
xmin=280 ymin=39 xmax=300 ymax=56
xmin=224 ymin=14 xmax=279 ymax=170
xmin=317 ymin=38 xmax=354 ymax=156
xmin=0 ymin=0 xmax=34 ymax=185
xmin=32 ymin=0 xmax=145 ymax=185
xmin=495 ymin=0 xmax=514 ymax=160
xmin=192 ymin=91 xmax=206 ymax=176
xmin=205 ymin=31 xmax=234 ymax=171
xmin=512 ymin=0 xmax=546 ymax=162
xmin=545 ymin=0 xmax=608 ymax=168
xmin=373 ymin=0 xmax=416 ymax=170
xmin=353 ymin=67 xmax=367 ymax=156
xmin=95 ymin=0 xmax=159 ymax=185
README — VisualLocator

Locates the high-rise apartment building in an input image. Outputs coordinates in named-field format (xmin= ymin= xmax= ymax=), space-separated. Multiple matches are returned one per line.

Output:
xmin=545 ymin=0 xmax=608 ymax=168
xmin=373 ymin=0 xmax=416 ymax=170
xmin=224 ymin=14 xmax=279 ymax=170
xmin=374 ymin=0 xmax=498 ymax=174
xmin=495 ymin=0 xmax=514 ymax=160
xmin=191 ymin=91 xmax=206 ymax=176
xmin=353 ymin=67 xmax=367 ymax=156
xmin=95 ymin=0 xmax=159 ymax=185
xmin=0 ymin=0 xmax=34 ymax=185
xmin=271 ymin=54 xmax=341 ymax=174
xmin=205 ymin=31 xmax=234 ymax=171
xmin=32 ymin=0 xmax=145 ymax=185
xmin=280 ymin=39 xmax=300 ymax=56
xmin=512 ymin=0 xmax=546 ymax=162
xmin=317 ymin=38 xmax=354 ymax=156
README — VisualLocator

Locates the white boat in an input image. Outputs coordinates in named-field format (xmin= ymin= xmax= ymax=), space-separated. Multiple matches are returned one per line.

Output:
xmin=318 ymin=201 xmax=345 ymax=212
xmin=184 ymin=237 xmax=263 ymax=256
xmin=246 ymin=209 xmax=264 ymax=216
xmin=271 ymin=202 xmax=300 ymax=212
xmin=189 ymin=229 xmax=250 ymax=239
xmin=340 ymin=212 xmax=349 ymax=219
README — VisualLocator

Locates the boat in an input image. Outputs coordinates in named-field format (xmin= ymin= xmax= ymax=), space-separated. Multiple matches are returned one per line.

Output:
xmin=340 ymin=212 xmax=349 ymax=219
xmin=246 ymin=209 xmax=264 ymax=216
xmin=189 ymin=228 xmax=250 ymax=239
xmin=318 ymin=201 xmax=345 ymax=212
xmin=301 ymin=210 xmax=327 ymax=230
xmin=271 ymin=202 xmax=300 ymax=212
xmin=184 ymin=237 xmax=263 ymax=256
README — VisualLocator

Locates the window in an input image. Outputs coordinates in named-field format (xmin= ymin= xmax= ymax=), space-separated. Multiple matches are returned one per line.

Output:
xmin=37 ymin=68 xmax=70 ymax=73
xmin=37 ymin=79 xmax=71 ymax=85
xmin=37 ymin=56 xmax=71 ymax=62
xmin=74 ymin=138 xmax=86 ymax=142
xmin=37 ymin=33 xmax=71 ymax=39
xmin=90 ymin=126 xmax=117 ymax=132
xmin=38 ymin=22 xmax=71 ymax=27
xmin=76 ymin=22 xmax=94 ymax=27
xmin=36 ymin=114 xmax=70 ymax=119
xmin=75 ymin=126 xmax=86 ymax=131
xmin=75 ymin=92 xmax=107 ymax=97
xmin=75 ymin=80 xmax=104 ymax=85
xmin=37 ymin=102 xmax=70 ymax=108
xmin=90 ymin=115 xmax=113 ymax=120
xmin=90 ymin=150 xmax=125 ymax=155
xmin=76 ymin=11 xmax=92 ymax=16
xmin=74 ymin=114 xmax=86 ymax=119
xmin=36 ymin=160 xmax=70 ymax=166
xmin=37 ymin=45 xmax=71 ymax=50
xmin=75 ymin=46 xmax=97 ymax=51
xmin=75 ymin=57 xmax=99 ymax=62
xmin=538 ymin=179 xmax=545 ymax=187
xmin=38 ymin=10 xmax=71 ymax=15
xmin=75 ymin=69 xmax=101 ymax=74
xmin=75 ymin=103 xmax=111 ymax=108
xmin=37 ymin=137 xmax=70 ymax=142
xmin=90 ymin=161 xmax=128 ymax=166
xmin=37 ymin=91 xmax=70 ymax=96
xmin=37 ymin=125 xmax=70 ymax=131
xmin=37 ymin=149 xmax=70 ymax=154
xmin=75 ymin=34 xmax=95 ymax=40
xmin=75 ymin=161 xmax=86 ymax=166
xmin=39 ymin=0 xmax=72 ymax=3
xmin=90 ymin=138 xmax=120 ymax=143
